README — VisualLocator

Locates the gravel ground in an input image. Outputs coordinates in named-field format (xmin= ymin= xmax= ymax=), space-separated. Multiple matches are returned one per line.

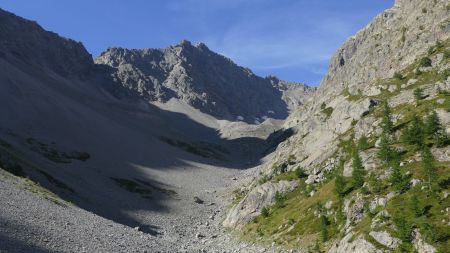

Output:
xmin=0 ymin=164 xmax=286 ymax=253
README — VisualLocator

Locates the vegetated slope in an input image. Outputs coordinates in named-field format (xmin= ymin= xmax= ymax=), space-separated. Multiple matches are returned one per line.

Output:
xmin=225 ymin=1 xmax=450 ymax=252
xmin=95 ymin=41 xmax=315 ymax=123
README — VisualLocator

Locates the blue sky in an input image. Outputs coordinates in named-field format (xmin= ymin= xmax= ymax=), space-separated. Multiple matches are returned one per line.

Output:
xmin=1 ymin=0 xmax=393 ymax=85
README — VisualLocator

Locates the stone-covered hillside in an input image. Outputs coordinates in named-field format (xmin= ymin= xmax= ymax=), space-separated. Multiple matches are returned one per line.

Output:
xmin=225 ymin=1 xmax=450 ymax=252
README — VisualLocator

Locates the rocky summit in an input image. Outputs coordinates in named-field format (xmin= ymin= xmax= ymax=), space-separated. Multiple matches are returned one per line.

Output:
xmin=1 ymin=0 xmax=450 ymax=253
xmin=95 ymin=41 xmax=314 ymax=123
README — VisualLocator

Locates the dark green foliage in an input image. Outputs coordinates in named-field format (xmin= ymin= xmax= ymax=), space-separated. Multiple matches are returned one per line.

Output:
xmin=414 ymin=88 xmax=424 ymax=101
xmin=401 ymin=115 xmax=425 ymax=147
xmin=394 ymin=72 xmax=404 ymax=80
xmin=390 ymin=164 xmax=409 ymax=193
xmin=444 ymin=49 xmax=450 ymax=59
xmin=410 ymin=195 xmax=423 ymax=217
xmin=425 ymin=110 xmax=441 ymax=135
xmin=258 ymin=175 xmax=270 ymax=185
xmin=422 ymin=146 xmax=437 ymax=191
xmin=334 ymin=174 xmax=346 ymax=198
xmin=274 ymin=191 xmax=287 ymax=208
xmin=419 ymin=57 xmax=432 ymax=67
xmin=381 ymin=101 xmax=394 ymax=134
xmin=352 ymin=149 xmax=365 ymax=189
xmin=336 ymin=201 xmax=346 ymax=225
xmin=261 ymin=207 xmax=270 ymax=217
xmin=322 ymin=106 xmax=334 ymax=118
xmin=357 ymin=135 xmax=370 ymax=150
xmin=368 ymin=173 xmax=382 ymax=194
xmin=377 ymin=134 xmax=393 ymax=165
xmin=320 ymin=215 xmax=329 ymax=242
xmin=425 ymin=111 xmax=448 ymax=147
xmin=296 ymin=167 xmax=307 ymax=178
xmin=393 ymin=214 xmax=412 ymax=243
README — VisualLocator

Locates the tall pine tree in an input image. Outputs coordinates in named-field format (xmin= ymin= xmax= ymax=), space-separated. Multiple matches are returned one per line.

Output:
xmin=422 ymin=145 xmax=436 ymax=191
xmin=352 ymin=149 xmax=365 ymax=188
xmin=381 ymin=101 xmax=394 ymax=134
xmin=402 ymin=115 xmax=424 ymax=147
xmin=425 ymin=110 xmax=447 ymax=146
xmin=335 ymin=174 xmax=346 ymax=198
xmin=377 ymin=134 xmax=393 ymax=165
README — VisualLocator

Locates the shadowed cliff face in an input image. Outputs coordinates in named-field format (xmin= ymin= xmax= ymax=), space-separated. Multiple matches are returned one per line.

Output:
xmin=0 ymin=9 xmax=94 ymax=79
xmin=95 ymin=41 xmax=314 ymax=123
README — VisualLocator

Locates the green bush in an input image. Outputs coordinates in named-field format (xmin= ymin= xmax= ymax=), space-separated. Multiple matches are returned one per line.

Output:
xmin=357 ymin=136 xmax=370 ymax=150
xmin=261 ymin=207 xmax=270 ymax=217
xmin=414 ymin=88 xmax=424 ymax=101
xmin=274 ymin=191 xmax=287 ymax=208
xmin=393 ymin=214 xmax=412 ymax=243
xmin=419 ymin=57 xmax=432 ymax=67
xmin=296 ymin=167 xmax=307 ymax=178
xmin=394 ymin=72 xmax=404 ymax=80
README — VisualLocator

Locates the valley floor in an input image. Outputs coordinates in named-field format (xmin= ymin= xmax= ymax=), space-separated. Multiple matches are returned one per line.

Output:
xmin=0 ymin=155 xmax=283 ymax=253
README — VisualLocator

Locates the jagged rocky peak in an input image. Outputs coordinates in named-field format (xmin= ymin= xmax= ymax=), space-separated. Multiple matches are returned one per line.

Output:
xmin=0 ymin=8 xmax=94 ymax=79
xmin=96 ymin=40 xmax=313 ymax=123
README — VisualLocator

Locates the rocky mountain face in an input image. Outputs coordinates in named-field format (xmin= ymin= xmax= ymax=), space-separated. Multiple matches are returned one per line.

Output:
xmin=226 ymin=0 xmax=450 ymax=252
xmin=95 ymin=41 xmax=314 ymax=123
xmin=0 ymin=7 xmax=317 ymax=253
xmin=0 ymin=9 xmax=94 ymax=79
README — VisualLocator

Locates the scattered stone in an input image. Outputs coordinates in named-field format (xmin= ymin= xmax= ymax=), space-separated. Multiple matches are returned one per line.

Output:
xmin=194 ymin=197 xmax=204 ymax=204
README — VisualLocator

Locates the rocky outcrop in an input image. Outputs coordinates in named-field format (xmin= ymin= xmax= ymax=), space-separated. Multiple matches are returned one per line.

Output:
xmin=369 ymin=231 xmax=400 ymax=249
xmin=223 ymin=180 xmax=298 ymax=228
xmin=95 ymin=42 xmax=314 ymax=122
xmin=0 ymin=8 xmax=94 ymax=79
xmin=413 ymin=230 xmax=437 ymax=253
xmin=277 ymin=0 xmax=450 ymax=171
xmin=328 ymin=232 xmax=382 ymax=253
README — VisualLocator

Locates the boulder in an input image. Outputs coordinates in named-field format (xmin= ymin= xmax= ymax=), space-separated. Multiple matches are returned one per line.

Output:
xmin=369 ymin=231 xmax=400 ymax=249
xmin=328 ymin=232 xmax=382 ymax=253
xmin=223 ymin=180 xmax=298 ymax=228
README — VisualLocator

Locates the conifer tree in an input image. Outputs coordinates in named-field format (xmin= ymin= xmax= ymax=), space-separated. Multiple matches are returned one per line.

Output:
xmin=320 ymin=215 xmax=329 ymax=242
xmin=422 ymin=146 xmax=436 ymax=191
xmin=358 ymin=135 xmax=370 ymax=150
xmin=393 ymin=214 xmax=412 ymax=243
xmin=335 ymin=174 xmax=346 ymax=198
xmin=425 ymin=111 xmax=441 ymax=135
xmin=414 ymin=88 xmax=424 ymax=102
xmin=381 ymin=101 xmax=394 ymax=134
xmin=368 ymin=173 xmax=382 ymax=194
xmin=390 ymin=163 xmax=408 ymax=193
xmin=425 ymin=111 xmax=447 ymax=146
xmin=402 ymin=115 xmax=424 ymax=147
xmin=352 ymin=149 xmax=365 ymax=188
xmin=377 ymin=134 xmax=392 ymax=164
xmin=410 ymin=195 xmax=423 ymax=217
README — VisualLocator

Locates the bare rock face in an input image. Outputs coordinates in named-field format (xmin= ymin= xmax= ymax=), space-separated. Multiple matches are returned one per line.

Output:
xmin=267 ymin=0 xmax=450 ymax=174
xmin=0 ymin=8 xmax=94 ymax=79
xmin=369 ymin=231 xmax=400 ymax=249
xmin=222 ymin=180 xmax=298 ymax=228
xmin=328 ymin=232 xmax=382 ymax=253
xmin=95 ymin=41 xmax=314 ymax=122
